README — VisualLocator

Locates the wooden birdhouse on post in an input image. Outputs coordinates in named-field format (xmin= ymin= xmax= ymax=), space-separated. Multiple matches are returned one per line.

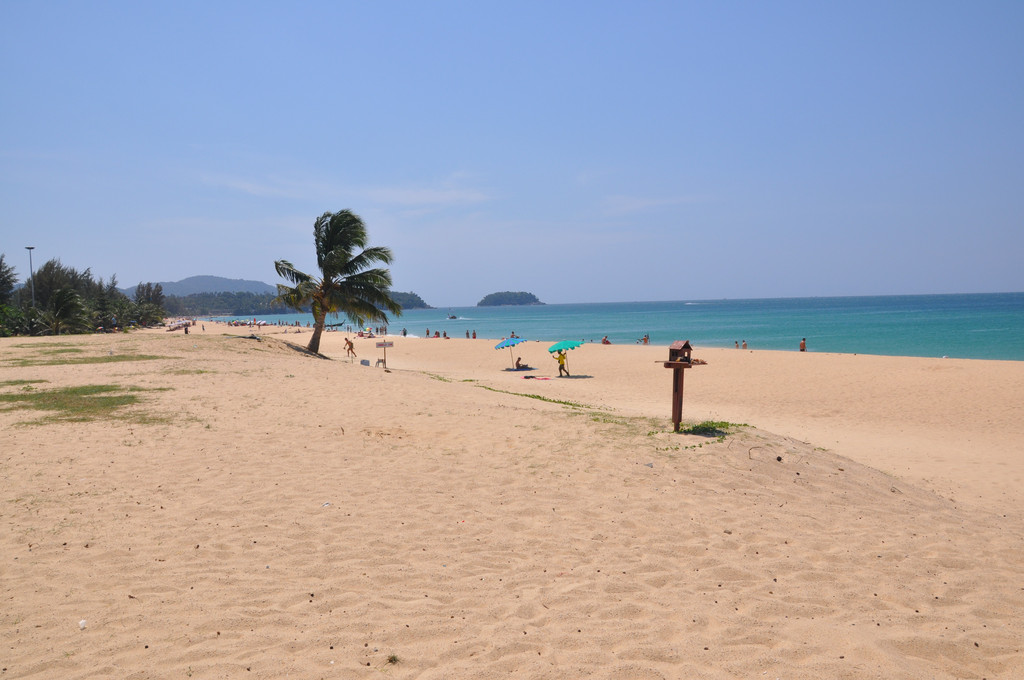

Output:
xmin=663 ymin=340 xmax=694 ymax=432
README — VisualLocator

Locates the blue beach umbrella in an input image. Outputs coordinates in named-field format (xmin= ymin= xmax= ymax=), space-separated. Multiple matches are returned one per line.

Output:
xmin=495 ymin=336 xmax=528 ymax=367
xmin=548 ymin=339 xmax=584 ymax=372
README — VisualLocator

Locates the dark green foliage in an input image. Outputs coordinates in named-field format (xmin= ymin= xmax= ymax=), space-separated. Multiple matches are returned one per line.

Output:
xmin=163 ymin=291 xmax=297 ymax=316
xmin=0 ymin=257 xmax=166 ymax=336
xmin=92 ymin=276 xmax=123 ymax=330
xmin=477 ymin=291 xmax=543 ymax=306
xmin=680 ymin=421 xmax=736 ymax=436
xmin=390 ymin=291 xmax=431 ymax=309
xmin=134 ymin=282 xmax=165 ymax=307
xmin=0 ymin=305 xmax=30 ymax=337
xmin=38 ymin=287 xmax=90 ymax=335
xmin=163 ymin=289 xmax=429 ymax=316
xmin=23 ymin=259 xmax=99 ymax=311
xmin=0 ymin=254 xmax=17 ymax=304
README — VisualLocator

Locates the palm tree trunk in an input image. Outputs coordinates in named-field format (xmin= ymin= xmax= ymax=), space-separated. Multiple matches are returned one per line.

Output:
xmin=307 ymin=318 xmax=325 ymax=354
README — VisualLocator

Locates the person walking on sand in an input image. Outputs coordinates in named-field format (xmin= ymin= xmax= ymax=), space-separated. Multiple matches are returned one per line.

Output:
xmin=554 ymin=350 xmax=570 ymax=377
xmin=800 ymin=338 xmax=806 ymax=352
xmin=344 ymin=337 xmax=356 ymax=358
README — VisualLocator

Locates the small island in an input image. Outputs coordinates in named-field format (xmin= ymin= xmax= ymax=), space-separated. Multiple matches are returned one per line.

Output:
xmin=477 ymin=291 xmax=544 ymax=307
xmin=391 ymin=291 xmax=432 ymax=309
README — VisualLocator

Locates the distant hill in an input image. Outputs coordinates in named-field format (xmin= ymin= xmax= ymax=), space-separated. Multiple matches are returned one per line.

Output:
xmin=391 ymin=291 xmax=432 ymax=309
xmin=478 ymin=291 xmax=544 ymax=306
xmin=122 ymin=276 xmax=276 ymax=297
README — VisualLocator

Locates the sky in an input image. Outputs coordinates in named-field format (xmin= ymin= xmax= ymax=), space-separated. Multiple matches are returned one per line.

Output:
xmin=2 ymin=1 xmax=1023 ymax=306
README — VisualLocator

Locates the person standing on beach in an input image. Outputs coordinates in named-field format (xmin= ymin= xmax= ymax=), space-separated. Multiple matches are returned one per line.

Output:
xmin=554 ymin=350 xmax=570 ymax=377
xmin=345 ymin=338 xmax=356 ymax=357
xmin=800 ymin=338 xmax=806 ymax=352
xmin=742 ymin=340 xmax=747 ymax=349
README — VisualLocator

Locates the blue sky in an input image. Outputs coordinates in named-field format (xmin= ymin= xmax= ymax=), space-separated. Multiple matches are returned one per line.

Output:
xmin=2 ymin=2 xmax=1022 ymax=306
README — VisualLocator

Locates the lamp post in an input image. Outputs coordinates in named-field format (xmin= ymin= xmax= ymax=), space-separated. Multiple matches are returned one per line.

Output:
xmin=25 ymin=246 xmax=36 ymax=308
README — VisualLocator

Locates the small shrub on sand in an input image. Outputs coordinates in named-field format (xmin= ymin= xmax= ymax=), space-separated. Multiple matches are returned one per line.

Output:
xmin=680 ymin=420 xmax=739 ymax=437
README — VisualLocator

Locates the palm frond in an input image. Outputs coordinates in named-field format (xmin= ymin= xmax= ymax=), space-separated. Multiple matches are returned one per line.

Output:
xmin=338 ymin=246 xmax=394 ymax=278
xmin=274 ymin=260 xmax=312 ymax=286
xmin=315 ymin=210 xmax=369 ymax=273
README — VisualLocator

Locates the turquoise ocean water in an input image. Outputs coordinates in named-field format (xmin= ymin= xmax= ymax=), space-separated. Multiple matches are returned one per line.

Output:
xmin=213 ymin=292 xmax=1024 ymax=361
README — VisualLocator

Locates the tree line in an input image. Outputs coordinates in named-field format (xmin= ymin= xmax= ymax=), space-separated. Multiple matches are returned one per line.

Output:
xmin=0 ymin=254 xmax=167 ymax=337
xmin=162 ymin=291 xmax=295 ymax=317
xmin=161 ymin=290 xmax=429 ymax=317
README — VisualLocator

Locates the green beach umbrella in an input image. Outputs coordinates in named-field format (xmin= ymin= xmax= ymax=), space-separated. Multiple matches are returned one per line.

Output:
xmin=547 ymin=340 xmax=584 ymax=353
xmin=548 ymin=339 xmax=584 ymax=373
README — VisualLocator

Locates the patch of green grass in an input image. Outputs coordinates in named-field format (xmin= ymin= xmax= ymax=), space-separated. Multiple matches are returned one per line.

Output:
xmin=425 ymin=373 xmax=452 ymax=383
xmin=0 ymin=379 xmax=48 ymax=388
xmin=165 ymin=368 xmax=212 ymax=375
xmin=668 ymin=421 xmax=747 ymax=446
xmin=10 ymin=342 xmax=87 ymax=349
xmin=8 ymin=353 xmax=167 ymax=367
xmin=477 ymin=384 xmax=592 ymax=409
xmin=644 ymin=420 xmax=749 ymax=448
xmin=0 ymin=383 xmax=171 ymax=424
xmin=590 ymin=414 xmax=631 ymax=426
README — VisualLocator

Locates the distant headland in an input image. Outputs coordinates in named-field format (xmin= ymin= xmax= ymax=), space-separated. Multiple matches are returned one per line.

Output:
xmin=390 ymin=291 xmax=432 ymax=309
xmin=477 ymin=291 xmax=544 ymax=307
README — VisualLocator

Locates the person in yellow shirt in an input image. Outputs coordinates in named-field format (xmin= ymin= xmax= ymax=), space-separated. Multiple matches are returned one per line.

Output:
xmin=553 ymin=350 xmax=569 ymax=377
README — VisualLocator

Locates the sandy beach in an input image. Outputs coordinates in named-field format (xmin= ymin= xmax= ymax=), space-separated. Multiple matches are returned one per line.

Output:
xmin=2 ymin=324 xmax=1023 ymax=679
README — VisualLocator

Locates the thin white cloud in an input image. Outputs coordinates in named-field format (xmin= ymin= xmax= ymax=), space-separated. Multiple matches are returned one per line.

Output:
xmin=600 ymin=194 xmax=707 ymax=215
xmin=201 ymin=172 xmax=492 ymax=208
xmin=139 ymin=214 xmax=306 ymax=232
xmin=363 ymin=186 xmax=491 ymax=205
xmin=199 ymin=173 xmax=337 ymax=200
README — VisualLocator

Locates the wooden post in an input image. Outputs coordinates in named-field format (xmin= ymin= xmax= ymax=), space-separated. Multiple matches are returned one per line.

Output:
xmin=376 ymin=341 xmax=393 ymax=368
xmin=672 ymin=365 xmax=685 ymax=432
xmin=664 ymin=340 xmax=695 ymax=432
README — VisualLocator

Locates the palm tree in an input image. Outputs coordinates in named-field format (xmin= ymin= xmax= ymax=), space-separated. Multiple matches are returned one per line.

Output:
xmin=275 ymin=210 xmax=401 ymax=354
xmin=38 ymin=287 xmax=89 ymax=335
